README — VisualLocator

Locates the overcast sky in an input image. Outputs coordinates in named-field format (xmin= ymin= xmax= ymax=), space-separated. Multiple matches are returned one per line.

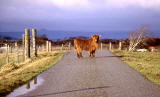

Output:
xmin=0 ymin=0 xmax=160 ymax=32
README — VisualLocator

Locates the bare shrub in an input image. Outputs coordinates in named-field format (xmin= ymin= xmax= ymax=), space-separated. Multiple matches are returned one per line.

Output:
xmin=129 ymin=26 xmax=149 ymax=51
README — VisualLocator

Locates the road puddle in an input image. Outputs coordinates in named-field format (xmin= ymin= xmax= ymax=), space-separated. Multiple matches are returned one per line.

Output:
xmin=7 ymin=76 xmax=44 ymax=97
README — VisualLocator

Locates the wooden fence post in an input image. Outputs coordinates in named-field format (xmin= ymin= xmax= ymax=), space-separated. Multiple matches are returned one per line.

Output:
xmin=33 ymin=77 xmax=37 ymax=84
xmin=32 ymin=29 xmax=37 ymax=57
xmin=8 ymin=45 xmax=11 ymax=53
xmin=119 ymin=41 xmax=122 ymax=50
xmin=101 ymin=42 xmax=103 ymax=50
xmin=26 ymin=82 xmax=30 ymax=89
xmin=69 ymin=42 xmax=71 ymax=50
xmin=15 ymin=42 xmax=19 ymax=63
xmin=61 ymin=44 xmax=64 ymax=50
xmin=22 ymin=34 xmax=25 ymax=61
xmin=9 ymin=46 xmax=12 ymax=53
xmin=46 ymin=41 xmax=49 ymax=52
xmin=5 ymin=44 xmax=9 ymax=64
xmin=25 ymin=28 xmax=30 ymax=60
xmin=49 ymin=41 xmax=52 ymax=52
xmin=109 ymin=42 xmax=112 ymax=51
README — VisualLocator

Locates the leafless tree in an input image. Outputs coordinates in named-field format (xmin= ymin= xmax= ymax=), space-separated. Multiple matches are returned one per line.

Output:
xmin=129 ymin=26 xmax=149 ymax=51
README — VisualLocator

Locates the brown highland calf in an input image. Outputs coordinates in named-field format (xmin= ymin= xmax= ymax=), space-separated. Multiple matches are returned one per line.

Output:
xmin=74 ymin=35 xmax=101 ymax=58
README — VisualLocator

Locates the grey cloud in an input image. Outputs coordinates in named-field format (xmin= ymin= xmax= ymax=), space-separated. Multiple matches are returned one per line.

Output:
xmin=0 ymin=0 xmax=160 ymax=32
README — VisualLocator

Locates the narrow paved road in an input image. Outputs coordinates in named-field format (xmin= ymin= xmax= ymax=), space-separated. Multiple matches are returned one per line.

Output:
xmin=20 ymin=50 xmax=160 ymax=97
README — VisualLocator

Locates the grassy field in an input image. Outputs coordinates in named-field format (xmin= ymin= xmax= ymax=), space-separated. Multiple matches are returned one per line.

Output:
xmin=112 ymin=50 xmax=160 ymax=86
xmin=0 ymin=50 xmax=66 ymax=96
xmin=0 ymin=53 xmax=6 ymax=67
xmin=0 ymin=52 xmax=25 ymax=67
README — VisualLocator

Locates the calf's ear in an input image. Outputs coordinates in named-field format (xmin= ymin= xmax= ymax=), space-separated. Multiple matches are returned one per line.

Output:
xmin=91 ymin=35 xmax=94 ymax=38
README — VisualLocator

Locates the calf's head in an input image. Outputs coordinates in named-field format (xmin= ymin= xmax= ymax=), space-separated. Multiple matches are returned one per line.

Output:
xmin=91 ymin=35 xmax=101 ymax=43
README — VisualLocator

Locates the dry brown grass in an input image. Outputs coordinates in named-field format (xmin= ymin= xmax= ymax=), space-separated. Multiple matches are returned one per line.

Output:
xmin=0 ymin=50 xmax=66 ymax=96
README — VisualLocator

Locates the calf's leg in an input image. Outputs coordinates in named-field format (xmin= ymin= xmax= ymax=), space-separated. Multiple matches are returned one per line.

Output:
xmin=79 ymin=50 xmax=83 ymax=57
xmin=76 ymin=49 xmax=83 ymax=58
xmin=76 ymin=49 xmax=80 ymax=58
xmin=92 ymin=50 xmax=95 ymax=57
xmin=77 ymin=52 xmax=80 ymax=58
xmin=89 ymin=51 xmax=91 ymax=57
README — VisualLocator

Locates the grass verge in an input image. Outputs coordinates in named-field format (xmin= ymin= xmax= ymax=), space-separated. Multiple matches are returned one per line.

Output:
xmin=0 ymin=50 xmax=66 ymax=96
xmin=112 ymin=50 xmax=160 ymax=86
xmin=0 ymin=52 xmax=25 ymax=67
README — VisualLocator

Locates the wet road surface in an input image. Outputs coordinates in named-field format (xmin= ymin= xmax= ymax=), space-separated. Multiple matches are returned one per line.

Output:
xmin=19 ymin=50 xmax=160 ymax=97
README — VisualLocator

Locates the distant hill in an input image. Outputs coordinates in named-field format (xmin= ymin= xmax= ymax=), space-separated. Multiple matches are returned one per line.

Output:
xmin=0 ymin=32 xmax=23 ymax=40
xmin=0 ymin=30 xmax=160 ymax=41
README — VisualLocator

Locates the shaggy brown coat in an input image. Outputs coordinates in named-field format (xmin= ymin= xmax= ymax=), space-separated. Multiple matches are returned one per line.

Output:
xmin=74 ymin=35 xmax=101 ymax=58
